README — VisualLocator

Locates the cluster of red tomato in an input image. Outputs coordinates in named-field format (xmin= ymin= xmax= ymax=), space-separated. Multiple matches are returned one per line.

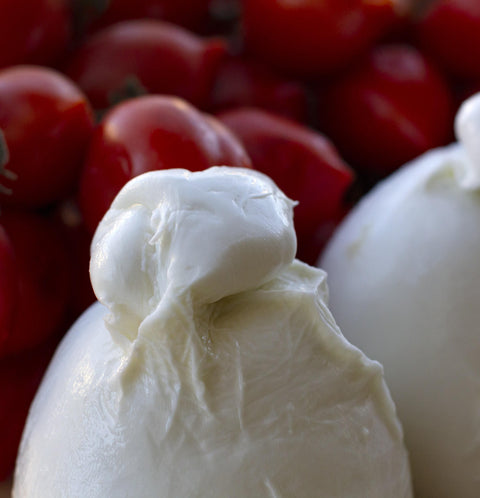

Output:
xmin=0 ymin=0 xmax=479 ymax=483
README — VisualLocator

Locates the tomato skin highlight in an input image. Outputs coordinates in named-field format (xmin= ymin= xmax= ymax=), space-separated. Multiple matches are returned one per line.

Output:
xmin=65 ymin=20 xmax=227 ymax=110
xmin=0 ymin=66 xmax=95 ymax=208
xmin=242 ymin=0 xmax=400 ymax=78
xmin=78 ymin=95 xmax=252 ymax=233
xmin=217 ymin=107 xmax=354 ymax=244
xmin=318 ymin=44 xmax=454 ymax=177
xmin=0 ymin=0 xmax=72 ymax=69
xmin=0 ymin=210 xmax=72 ymax=358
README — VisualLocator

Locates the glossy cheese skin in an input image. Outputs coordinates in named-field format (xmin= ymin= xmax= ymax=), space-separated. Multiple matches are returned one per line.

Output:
xmin=321 ymin=94 xmax=480 ymax=498
xmin=14 ymin=167 xmax=412 ymax=498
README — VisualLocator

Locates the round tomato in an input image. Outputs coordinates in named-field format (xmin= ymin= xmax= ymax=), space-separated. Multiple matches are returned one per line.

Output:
xmin=242 ymin=0 xmax=401 ymax=78
xmin=0 ymin=0 xmax=71 ymax=69
xmin=65 ymin=20 xmax=227 ymax=111
xmin=0 ymin=66 xmax=94 ymax=208
xmin=0 ymin=210 xmax=72 ymax=358
xmin=415 ymin=0 xmax=480 ymax=80
xmin=318 ymin=44 xmax=454 ymax=177
xmin=209 ymin=55 xmax=309 ymax=122
xmin=217 ymin=107 xmax=354 ymax=250
xmin=78 ymin=95 xmax=252 ymax=233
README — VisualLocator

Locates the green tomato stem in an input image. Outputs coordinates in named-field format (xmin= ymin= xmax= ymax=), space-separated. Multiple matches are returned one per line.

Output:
xmin=0 ymin=130 xmax=17 ymax=195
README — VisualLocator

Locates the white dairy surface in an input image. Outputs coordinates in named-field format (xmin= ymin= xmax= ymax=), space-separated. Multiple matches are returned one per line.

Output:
xmin=321 ymin=94 xmax=480 ymax=497
xmin=14 ymin=167 xmax=412 ymax=497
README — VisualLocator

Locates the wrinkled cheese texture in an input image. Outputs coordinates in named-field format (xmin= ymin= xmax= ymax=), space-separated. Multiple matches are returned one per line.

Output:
xmin=321 ymin=93 xmax=480 ymax=498
xmin=14 ymin=167 xmax=412 ymax=498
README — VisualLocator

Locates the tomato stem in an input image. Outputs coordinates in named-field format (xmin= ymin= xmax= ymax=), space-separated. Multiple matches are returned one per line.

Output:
xmin=109 ymin=75 xmax=147 ymax=106
xmin=0 ymin=130 xmax=9 ymax=168
xmin=95 ymin=75 xmax=147 ymax=122
xmin=0 ymin=130 xmax=17 ymax=195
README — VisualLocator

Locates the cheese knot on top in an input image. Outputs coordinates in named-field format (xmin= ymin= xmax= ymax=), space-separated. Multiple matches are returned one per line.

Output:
xmin=90 ymin=167 xmax=296 ymax=338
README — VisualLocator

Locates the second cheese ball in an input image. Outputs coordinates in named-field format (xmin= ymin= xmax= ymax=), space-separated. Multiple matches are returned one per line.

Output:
xmin=321 ymin=93 xmax=480 ymax=498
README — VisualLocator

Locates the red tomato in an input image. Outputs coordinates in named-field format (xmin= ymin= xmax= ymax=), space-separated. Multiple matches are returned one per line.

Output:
xmin=78 ymin=95 xmax=252 ymax=233
xmin=415 ymin=0 xmax=480 ymax=80
xmin=0 ymin=226 xmax=15 ymax=350
xmin=0 ymin=66 xmax=95 ymax=208
xmin=296 ymin=209 xmax=350 ymax=266
xmin=90 ymin=0 xmax=213 ymax=32
xmin=209 ymin=55 xmax=309 ymax=122
xmin=318 ymin=44 xmax=454 ymax=177
xmin=217 ymin=107 xmax=354 ymax=257
xmin=0 ymin=210 xmax=71 ymax=358
xmin=0 ymin=338 xmax=57 ymax=481
xmin=55 ymin=200 xmax=96 ymax=319
xmin=242 ymin=0 xmax=402 ymax=78
xmin=64 ymin=20 xmax=227 ymax=111
xmin=0 ymin=0 xmax=71 ymax=69
xmin=454 ymin=79 xmax=480 ymax=109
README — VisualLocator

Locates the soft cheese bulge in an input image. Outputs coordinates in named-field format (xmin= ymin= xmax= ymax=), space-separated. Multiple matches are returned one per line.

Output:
xmin=14 ymin=167 xmax=412 ymax=497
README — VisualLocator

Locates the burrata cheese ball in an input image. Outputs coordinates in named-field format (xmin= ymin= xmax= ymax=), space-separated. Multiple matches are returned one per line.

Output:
xmin=321 ymin=93 xmax=480 ymax=497
xmin=14 ymin=167 xmax=412 ymax=497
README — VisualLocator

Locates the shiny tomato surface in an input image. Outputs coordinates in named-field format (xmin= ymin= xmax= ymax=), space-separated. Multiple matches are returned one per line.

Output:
xmin=242 ymin=0 xmax=400 ymax=78
xmin=78 ymin=95 xmax=252 ymax=233
xmin=217 ymin=107 xmax=354 ymax=238
xmin=0 ymin=66 xmax=94 ymax=207
xmin=318 ymin=44 xmax=454 ymax=176
xmin=65 ymin=20 xmax=227 ymax=110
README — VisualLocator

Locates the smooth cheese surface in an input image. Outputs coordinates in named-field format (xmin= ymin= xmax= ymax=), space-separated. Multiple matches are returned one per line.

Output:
xmin=321 ymin=94 xmax=480 ymax=497
xmin=14 ymin=167 xmax=412 ymax=497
